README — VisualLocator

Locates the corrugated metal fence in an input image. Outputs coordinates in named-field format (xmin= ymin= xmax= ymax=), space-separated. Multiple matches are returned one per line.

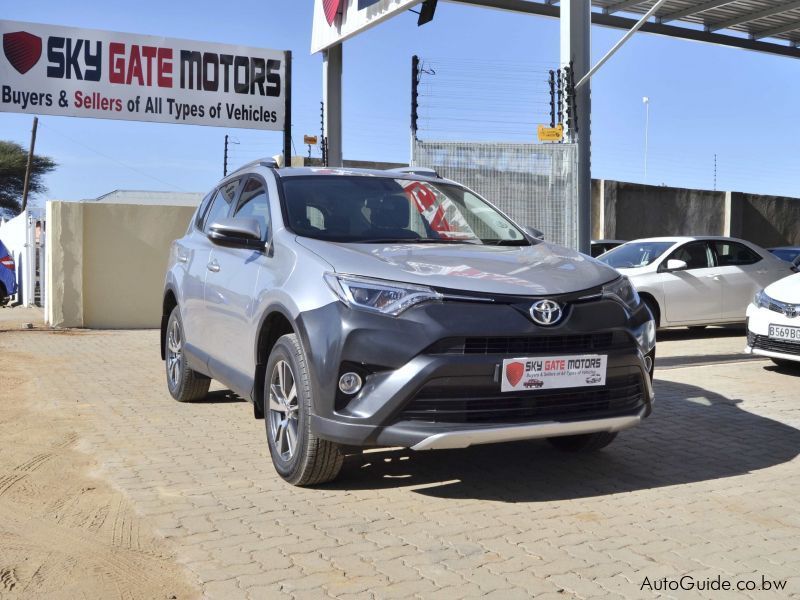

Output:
xmin=412 ymin=140 xmax=579 ymax=249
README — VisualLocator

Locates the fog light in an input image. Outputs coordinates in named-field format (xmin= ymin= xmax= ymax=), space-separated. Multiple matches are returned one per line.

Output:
xmin=644 ymin=355 xmax=653 ymax=373
xmin=338 ymin=372 xmax=363 ymax=395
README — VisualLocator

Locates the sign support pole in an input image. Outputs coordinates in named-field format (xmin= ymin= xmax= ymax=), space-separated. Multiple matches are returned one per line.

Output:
xmin=323 ymin=44 xmax=343 ymax=167
xmin=21 ymin=116 xmax=38 ymax=214
xmin=283 ymin=50 xmax=293 ymax=167
xmin=561 ymin=0 xmax=591 ymax=254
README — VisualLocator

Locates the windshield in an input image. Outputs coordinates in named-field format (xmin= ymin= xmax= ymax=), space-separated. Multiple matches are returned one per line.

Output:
xmin=280 ymin=176 xmax=529 ymax=245
xmin=598 ymin=241 xmax=675 ymax=268
xmin=771 ymin=248 xmax=800 ymax=262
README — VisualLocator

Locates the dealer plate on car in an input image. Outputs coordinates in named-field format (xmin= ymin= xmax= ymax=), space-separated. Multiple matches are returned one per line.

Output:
xmin=769 ymin=324 xmax=800 ymax=343
xmin=501 ymin=355 xmax=608 ymax=392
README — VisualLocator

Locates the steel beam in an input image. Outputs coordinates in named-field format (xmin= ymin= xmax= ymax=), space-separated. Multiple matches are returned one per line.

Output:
xmin=707 ymin=0 xmax=800 ymax=32
xmin=752 ymin=18 xmax=800 ymax=40
xmin=658 ymin=0 xmax=736 ymax=24
xmin=604 ymin=0 xmax=646 ymax=15
xmin=577 ymin=0 xmax=668 ymax=90
xmin=447 ymin=1 xmax=800 ymax=59
xmin=323 ymin=44 xmax=343 ymax=167
xmin=561 ymin=0 xmax=592 ymax=254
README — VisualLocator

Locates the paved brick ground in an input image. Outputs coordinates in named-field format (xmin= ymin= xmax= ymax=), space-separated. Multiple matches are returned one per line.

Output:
xmin=2 ymin=318 xmax=799 ymax=599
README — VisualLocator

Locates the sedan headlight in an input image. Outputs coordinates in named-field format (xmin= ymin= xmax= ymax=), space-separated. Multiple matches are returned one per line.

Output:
xmin=754 ymin=289 xmax=770 ymax=309
xmin=324 ymin=273 xmax=442 ymax=316
xmin=602 ymin=276 xmax=641 ymax=311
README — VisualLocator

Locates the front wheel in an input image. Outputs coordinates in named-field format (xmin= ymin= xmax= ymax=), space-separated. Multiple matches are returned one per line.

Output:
xmin=265 ymin=334 xmax=344 ymax=486
xmin=548 ymin=431 xmax=617 ymax=452
xmin=165 ymin=306 xmax=210 ymax=402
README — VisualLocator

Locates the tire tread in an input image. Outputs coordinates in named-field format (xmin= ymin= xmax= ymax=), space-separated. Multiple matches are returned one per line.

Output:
xmin=166 ymin=307 xmax=210 ymax=403
xmin=270 ymin=334 xmax=344 ymax=486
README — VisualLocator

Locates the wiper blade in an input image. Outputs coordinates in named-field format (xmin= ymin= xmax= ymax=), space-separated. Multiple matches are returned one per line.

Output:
xmin=354 ymin=238 xmax=479 ymax=244
xmin=482 ymin=239 xmax=529 ymax=246
xmin=353 ymin=238 xmax=421 ymax=244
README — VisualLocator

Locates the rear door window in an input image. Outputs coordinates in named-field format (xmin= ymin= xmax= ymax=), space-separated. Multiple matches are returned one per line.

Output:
xmin=713 ymin=241 xmax=762 ymax=266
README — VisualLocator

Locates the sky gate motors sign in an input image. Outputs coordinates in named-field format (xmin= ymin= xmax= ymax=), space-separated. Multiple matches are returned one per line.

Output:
xmin=0 ymin=20 xmax=287 ymax=131
xmin=312 ymin=0 xmax=423 ymax=53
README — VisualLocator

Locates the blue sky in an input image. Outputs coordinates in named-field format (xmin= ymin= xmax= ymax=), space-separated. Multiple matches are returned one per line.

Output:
xmin=4 ymin=1 xmax=800 ymax=204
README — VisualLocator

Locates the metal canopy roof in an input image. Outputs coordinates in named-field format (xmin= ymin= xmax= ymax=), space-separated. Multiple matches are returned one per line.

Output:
xmin=451 ymin=0 xmax=800 ymax=58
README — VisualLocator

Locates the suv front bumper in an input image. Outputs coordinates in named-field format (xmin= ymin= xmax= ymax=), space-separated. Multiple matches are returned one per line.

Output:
xmin=296 ymin=295 xmax=655 ymax=449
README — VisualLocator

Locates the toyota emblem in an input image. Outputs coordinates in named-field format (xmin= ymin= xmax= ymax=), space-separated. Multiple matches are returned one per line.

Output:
xmin=530 ymin=299 xmax=563 ymax=326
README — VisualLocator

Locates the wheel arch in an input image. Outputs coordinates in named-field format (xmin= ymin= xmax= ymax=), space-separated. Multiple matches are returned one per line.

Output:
xmin=253 ymin=304 xmax=297 ymax=419
xmin=160 ymin=288 xmax=179 ymax=360
xmin=638 ymin=291 xmax=661 ymax=327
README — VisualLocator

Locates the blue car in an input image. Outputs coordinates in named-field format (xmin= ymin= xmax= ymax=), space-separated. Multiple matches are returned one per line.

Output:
xmin=0 ymin=239 xmax=17 ymax=306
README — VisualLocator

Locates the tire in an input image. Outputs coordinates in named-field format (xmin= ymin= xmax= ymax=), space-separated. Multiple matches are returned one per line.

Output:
xmin=164 ymin=306 xmax=210 ymax=402
xmin=0 ymin=282 xmax=7 ymax=307
xmin=265 ymin=333 xmax=344 ymax=486
xmin=547 ymin=431 xmax=618 ymax=452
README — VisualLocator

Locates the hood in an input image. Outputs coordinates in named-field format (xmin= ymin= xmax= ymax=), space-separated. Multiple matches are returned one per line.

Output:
xmin=765 ymin=273 xmax=800 ymax=303
xmin=614 ymin=265 xmax=654 ymax=278
xmin=295 ymin=238 xmax=620 ymax=296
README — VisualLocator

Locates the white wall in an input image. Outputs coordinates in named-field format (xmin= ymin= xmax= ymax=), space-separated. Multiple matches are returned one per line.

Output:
xmin=46 ymin=201 xmax=196 ymax=328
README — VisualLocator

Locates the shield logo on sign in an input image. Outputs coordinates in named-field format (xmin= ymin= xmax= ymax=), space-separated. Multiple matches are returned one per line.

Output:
xmin=323 ymin=0 xmax=344 ymax=25
xmin=3 ymin=31 xmax=42 ymax=75
xmin=505 ymin=362 xmax=524 ymax=387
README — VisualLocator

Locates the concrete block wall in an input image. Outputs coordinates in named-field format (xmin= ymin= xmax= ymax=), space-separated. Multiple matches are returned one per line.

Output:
xmin=46 ymin=201 xmax=196 ymax=328
xmin=593 ymin=180 xmax=800 ymax=247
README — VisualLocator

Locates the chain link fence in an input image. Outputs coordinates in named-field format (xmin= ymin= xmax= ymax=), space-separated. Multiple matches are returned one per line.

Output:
xmin=412 ymin=140 xmax=579 ymax=249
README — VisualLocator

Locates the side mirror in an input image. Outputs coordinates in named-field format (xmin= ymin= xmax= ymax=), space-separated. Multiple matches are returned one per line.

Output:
xmin=521 ymin=226 xmax=545 ymax=241
xmin=208 ymin=217 xmax=264 ymax=249
xmin=665 ymin=259 xmax=688 ymax=272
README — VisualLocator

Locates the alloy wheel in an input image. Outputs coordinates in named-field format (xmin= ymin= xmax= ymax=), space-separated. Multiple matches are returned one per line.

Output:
xmin=268 ymin=360 xmax=300 ymax=461
xmin=166 ymin=318 xmax=183 ymax=388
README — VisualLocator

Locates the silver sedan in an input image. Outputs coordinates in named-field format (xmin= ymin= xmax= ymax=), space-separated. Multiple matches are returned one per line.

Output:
xmin=599 ymin=236 xmax=794 ymax=328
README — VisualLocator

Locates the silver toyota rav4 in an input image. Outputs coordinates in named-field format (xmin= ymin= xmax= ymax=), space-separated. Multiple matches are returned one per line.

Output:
xmin=162 ymin=159 xmax=656 ymax=486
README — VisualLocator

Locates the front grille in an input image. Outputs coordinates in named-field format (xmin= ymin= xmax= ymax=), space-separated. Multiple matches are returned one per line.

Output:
xmin=428 ymin=332 xmax=623 ymax=355
xmin=768 ymin=300 xmax=799 ymax=318
xmin=398 ymin=374 xmax=645 ymax=424
xmin=750 ymin=334 xmax=800 ymax=356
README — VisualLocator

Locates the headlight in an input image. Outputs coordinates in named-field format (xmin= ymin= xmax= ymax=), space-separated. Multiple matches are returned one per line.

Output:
xmin=602 ymin=276 xmax=641 ymax=310
xmin=324 ymin=273 xmax=442 ymax=316
xmin=754 ymin=289 xmax=770 ymax=309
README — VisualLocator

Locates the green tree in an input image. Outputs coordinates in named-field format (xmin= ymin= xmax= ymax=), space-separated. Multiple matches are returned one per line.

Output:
xmin=0 ymin=140 xmax=57 ymax=214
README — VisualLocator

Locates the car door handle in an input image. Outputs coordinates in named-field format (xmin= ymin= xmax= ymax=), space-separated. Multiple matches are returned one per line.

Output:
xmin=176 ymin=254 xmax=188 ymax=263
xmin=207 ymin=260 xmax=220 ymax=273
xmin=704 ymin=274 xmax=721 ymax=280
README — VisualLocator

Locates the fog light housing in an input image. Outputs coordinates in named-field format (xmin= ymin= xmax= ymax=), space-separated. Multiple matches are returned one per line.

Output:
xmin=644 ymin=355 xmax=653 ymax=373
xmin=634 ymin=319 xmax=657 ymax=354
xmin=338 ymin=372 xmax=363 ymax=395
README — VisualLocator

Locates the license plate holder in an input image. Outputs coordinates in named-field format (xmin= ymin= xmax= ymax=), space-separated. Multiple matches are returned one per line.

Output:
xmin=768 ymin=324 xmax=800 ymax=343
xmin=501 ymin=354 xmax=608 ymax=392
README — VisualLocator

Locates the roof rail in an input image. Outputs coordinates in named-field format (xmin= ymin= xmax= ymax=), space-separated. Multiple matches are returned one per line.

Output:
xmin=387 ymin=166 xmax=440 ymax=178
xmin=227 ymin=157 xmax=279 ymax=177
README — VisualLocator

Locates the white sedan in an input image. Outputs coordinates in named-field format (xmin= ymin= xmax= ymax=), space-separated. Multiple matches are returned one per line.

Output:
xmin=745 ymin=273 xmax=800 ymax=368
xmin=598 ymin=237 xmax=794 ymax=328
